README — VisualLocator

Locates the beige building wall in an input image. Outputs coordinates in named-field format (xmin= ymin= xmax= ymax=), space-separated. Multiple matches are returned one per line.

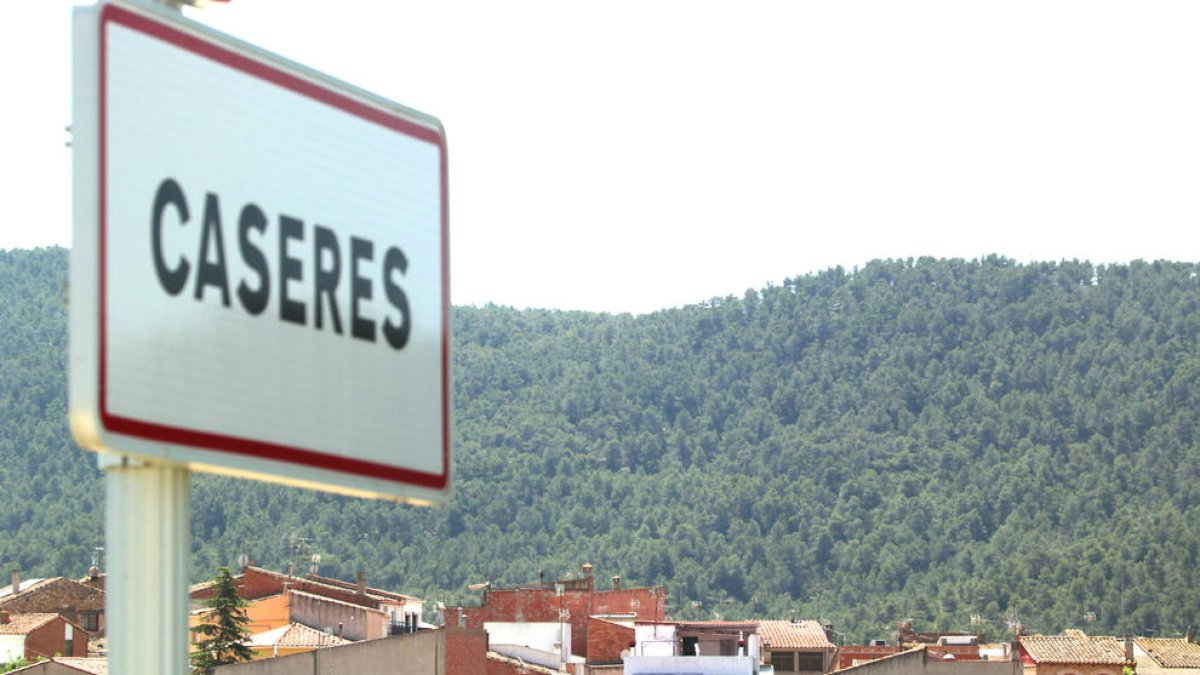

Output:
xmin=287 ymin=592 xmax=387 ymax=642
xmin=215 ymin=630 xmax=446 ymax=675
xmin=841 ymin=648 xmax=1020 ymax=675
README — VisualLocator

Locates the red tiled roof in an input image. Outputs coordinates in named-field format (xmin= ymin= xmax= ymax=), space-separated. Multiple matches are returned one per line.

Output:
xmin=190 ymin=567 xmax=417 ymax=609
xmin=0 ymin=613 xmax=59 ymax=635
xmin=47 ymin=657 xmax=109 ymax=675
xmin=1136 ymin=638 xmax=1200 ymax=669
xmin=248 ymin=623 xmax=350 ymax=649
xmin=758 ymin=620 xmax=836 ymax=650
xmin=287 ymin=589 xmax=387 ymax=617
xmin=1019 ymin=634 xmax=1133 ymax=665
xmin=303 ymin=573 xmax=419 ymax=603
xmin=276 ymin=623 xmax=351 ymax=648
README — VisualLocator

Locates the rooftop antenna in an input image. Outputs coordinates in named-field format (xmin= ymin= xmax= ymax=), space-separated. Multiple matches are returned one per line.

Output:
xmin=236 ymin=539 xmax=249 ymax=570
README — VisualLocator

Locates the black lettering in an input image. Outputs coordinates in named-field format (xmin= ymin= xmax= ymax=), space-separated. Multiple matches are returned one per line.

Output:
xmin=194 ymin=193 xmax=231 ymax=306
xmin=149 ymin=179 xmax=418 ymax=350
xmin=382 ymin=245 xmax=410 ymax=350
xmin=350 ymin=237 xmax=375 ymax=342
xmin=151 ymin=178 xmax=190 ymax=296
xmin=313 ymin=225 xmax=343 ymax=334
xmin=279 ymin=215 xmax=306 ymax=325
xmin=236 ymin=203 xmax=270 ymax=315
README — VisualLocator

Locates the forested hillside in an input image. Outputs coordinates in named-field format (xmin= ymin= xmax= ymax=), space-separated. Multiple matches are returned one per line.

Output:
xmin=2 ymin=247 xmax=1199 ymax=642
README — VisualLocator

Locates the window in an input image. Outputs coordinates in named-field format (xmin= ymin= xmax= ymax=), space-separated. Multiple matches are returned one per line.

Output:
xmin=772 ymin=652 xmax=795 ymax=672
xmin=80 ymin=612 xmax=99 ymax=632
xmin=797 ymin=652 xmax=825 ymax=671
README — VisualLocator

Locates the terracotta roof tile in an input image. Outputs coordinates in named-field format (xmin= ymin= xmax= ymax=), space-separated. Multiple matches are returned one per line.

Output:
xmin=287 ymin=589 xmax=387 ymax=617
xmin=1137 ymin=638 xmax=1200 ymax=669
xmin=0 ymin=613 xmax=59 ymax=635
xmin=247 ymin=623 xmax=350 ymax=649
xmin=48 ymin=657 xmax=109 ymax=675
xmin=758 ymin=620 xmax=836 ymax=650
xmin=303 ymin=573 xmax=420 ymax=603
xmin=1020 ymin=634 xmax=1133 ymax=665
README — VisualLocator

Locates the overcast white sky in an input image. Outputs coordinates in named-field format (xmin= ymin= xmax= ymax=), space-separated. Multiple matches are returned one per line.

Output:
xmin=5 ymin=1 xmax=1200 ymax=314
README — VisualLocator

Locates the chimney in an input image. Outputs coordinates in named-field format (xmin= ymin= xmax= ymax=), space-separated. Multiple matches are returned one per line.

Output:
xmin=1125 ymin=635 xmax=1134 ymax=664
xmin=9 ymin=569 xmax=19 ymax=595
xmin=612 ymin=575 xmax=621 ymax=590
xmin=582 ymin=563 xmax=594 ymax=591
xmin=357 ymin=570 xmax=367 ymax=598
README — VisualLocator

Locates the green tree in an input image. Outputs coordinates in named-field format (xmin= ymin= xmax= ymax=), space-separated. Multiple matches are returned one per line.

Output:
xmin=190 ymin=567 xmax=253 ymax=673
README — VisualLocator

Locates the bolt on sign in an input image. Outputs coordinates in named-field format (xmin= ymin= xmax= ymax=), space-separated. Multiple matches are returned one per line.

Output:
xmin=70 ymin=0 xmax=451 ymax=504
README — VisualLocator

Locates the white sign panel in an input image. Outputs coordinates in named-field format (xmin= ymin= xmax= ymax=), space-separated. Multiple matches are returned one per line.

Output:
xmin=70 ymin=1 xmax=450 ymax=503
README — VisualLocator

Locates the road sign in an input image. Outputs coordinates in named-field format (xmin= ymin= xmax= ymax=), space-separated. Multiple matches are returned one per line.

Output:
xmin=71 ymin=0 xmax=450 ymax=504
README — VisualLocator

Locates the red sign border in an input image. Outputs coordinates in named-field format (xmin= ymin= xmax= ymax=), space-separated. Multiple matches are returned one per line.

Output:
xmin=97 ymin=4 xmax=450 ymax=491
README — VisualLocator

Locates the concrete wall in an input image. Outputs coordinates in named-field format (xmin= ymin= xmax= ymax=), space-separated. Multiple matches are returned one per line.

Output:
xmin=635 ymin=623 xmax=677 ymax=657
xmin=624 ymin=654 xmax=756 ymax=675
xmin=484 ymin=622 xmax=561 ymax=653
xmin=488 ymin=652 xmax=575 ymax=675
xmin=0 ymin=661 xmax=105 ymax=675
xmin=842 ymin=648 xmax=1021 ymax=675
xmin=214 ymin=628 xmax=488 ymax=675
xmin=492 ymin=645 xmax=567 ymax=671
xmin=287 ymin=591 xmax=387 ymax=641
xmin=928 ymin=660 xmax=1021 ymax=675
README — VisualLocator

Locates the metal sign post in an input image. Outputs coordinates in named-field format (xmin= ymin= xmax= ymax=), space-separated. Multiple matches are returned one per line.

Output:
xmin=102 ymin=455 xmax=190 ymax=674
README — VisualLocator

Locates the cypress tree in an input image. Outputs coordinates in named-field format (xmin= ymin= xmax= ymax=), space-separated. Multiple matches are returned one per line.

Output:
xmin=190 ymin=567 xmax=254 ymax=674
